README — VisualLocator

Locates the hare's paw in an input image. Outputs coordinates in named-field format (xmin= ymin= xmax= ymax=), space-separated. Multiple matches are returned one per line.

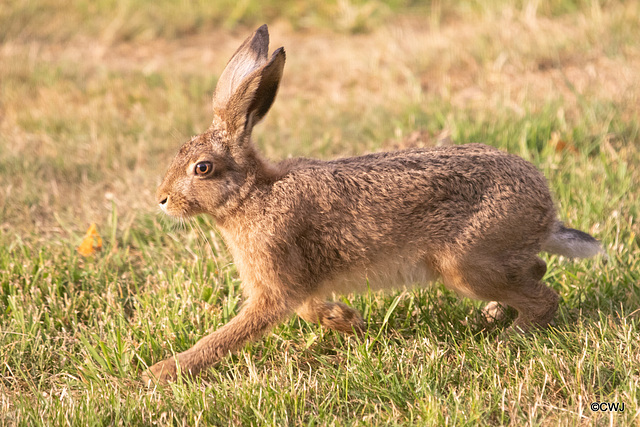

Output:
xmin=142 ymin=356 xmax=180 ymax=386
xmin=482 ymin=301 xmax=506 ymax=324
xmin=323 ymin=302 xmax=366 ymax=335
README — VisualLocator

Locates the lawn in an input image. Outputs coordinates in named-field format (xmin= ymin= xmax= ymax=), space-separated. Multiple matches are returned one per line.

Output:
xmin=1 ymin=0 xmax=639 ymax=425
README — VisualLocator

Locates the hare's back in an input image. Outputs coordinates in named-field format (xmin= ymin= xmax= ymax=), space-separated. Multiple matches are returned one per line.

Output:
xmin=273 ymin=143 xmax=554 ymax=240
xmin=323 ymin=143 xmax=551 ymax=199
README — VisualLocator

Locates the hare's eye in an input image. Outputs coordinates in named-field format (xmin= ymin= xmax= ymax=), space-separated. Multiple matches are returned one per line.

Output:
xmin=195 ymin=162 xmax=212 ymax=176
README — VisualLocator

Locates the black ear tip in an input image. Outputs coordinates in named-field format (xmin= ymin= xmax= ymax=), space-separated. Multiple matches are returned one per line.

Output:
xmin=257 ymin=24 xmax=269 ymax=35
xmin=271 ymin=47 xmax=287 ymax=63
xmin=267 ymin=47 xmax=286 ymax=70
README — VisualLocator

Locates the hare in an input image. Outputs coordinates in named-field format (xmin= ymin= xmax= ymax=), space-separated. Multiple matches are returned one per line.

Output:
xmin=143 ymin=25 xmax=602 ymax=385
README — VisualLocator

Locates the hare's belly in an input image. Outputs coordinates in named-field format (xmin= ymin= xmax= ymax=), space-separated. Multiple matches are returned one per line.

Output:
xmin=320 ymin=257 xmax=439 ymax=296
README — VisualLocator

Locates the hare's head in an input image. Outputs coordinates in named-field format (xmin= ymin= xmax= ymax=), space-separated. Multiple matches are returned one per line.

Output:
xmin=156 ymin=25 xmax=285 ymax=219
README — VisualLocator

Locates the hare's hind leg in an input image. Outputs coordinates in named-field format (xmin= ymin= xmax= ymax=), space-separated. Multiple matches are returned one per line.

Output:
xmin=506 ymin=278 xmax=559 ymax=333
xmin=502 ymin=256 xmax=559 ymax=332
xmin=443 ymin=254 xmax=558 ymax=333
xmin=296 ymin=298 xmax=366 ymax=335
xmin=143 ymin=295 xmax=291 ymax=385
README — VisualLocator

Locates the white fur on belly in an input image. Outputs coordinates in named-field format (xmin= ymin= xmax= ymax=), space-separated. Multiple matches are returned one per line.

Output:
xmin=319 ymin=257 xmax=439 ymax=297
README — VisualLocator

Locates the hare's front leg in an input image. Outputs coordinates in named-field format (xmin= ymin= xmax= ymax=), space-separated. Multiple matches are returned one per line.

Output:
xmin=143 ymin=296 xmax=290 ymax=385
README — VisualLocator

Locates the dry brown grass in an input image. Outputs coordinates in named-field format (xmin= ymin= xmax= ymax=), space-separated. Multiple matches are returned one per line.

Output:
xmin=3 ymin=3 xmax=638 ymax=229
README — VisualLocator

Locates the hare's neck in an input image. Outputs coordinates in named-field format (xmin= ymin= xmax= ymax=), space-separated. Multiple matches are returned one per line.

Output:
xmin=216 ymin=147 xmax=283 ymax=226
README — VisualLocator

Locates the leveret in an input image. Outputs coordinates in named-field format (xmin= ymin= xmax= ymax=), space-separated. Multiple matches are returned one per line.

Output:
xmin=144 ymin=25 xmax=602 ymax=384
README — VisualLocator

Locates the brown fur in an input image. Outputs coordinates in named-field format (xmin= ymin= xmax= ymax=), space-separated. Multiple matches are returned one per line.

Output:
xmin=143 ymin=25 xmax=602 ymax=385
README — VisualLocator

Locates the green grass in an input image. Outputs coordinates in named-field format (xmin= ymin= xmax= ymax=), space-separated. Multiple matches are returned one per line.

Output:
xmin=1 ymin=0 xmax=640 ymax=425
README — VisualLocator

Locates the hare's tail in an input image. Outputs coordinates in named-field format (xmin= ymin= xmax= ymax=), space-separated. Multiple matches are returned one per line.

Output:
xmin=542 ymin=222 xmax=603 ymax=258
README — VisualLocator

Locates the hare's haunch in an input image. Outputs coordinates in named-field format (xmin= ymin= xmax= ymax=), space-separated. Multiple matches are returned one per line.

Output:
xmin=143 ymin=25 xmax=602 ymax=385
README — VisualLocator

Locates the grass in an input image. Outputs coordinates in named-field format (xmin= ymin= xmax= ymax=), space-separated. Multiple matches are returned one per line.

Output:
xmin=1 ymin=0 xmax=640 ymax=425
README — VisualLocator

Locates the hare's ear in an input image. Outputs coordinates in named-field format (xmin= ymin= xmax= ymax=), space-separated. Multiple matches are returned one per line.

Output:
xmin=213 ymin=25 xmax=285 ymax=137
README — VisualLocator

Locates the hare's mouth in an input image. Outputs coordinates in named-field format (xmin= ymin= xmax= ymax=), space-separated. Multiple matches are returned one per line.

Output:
xmin=158 ymin=202 xmax=170 ymax=215
xmin=159 ymin=206 xmax=186 ymax=219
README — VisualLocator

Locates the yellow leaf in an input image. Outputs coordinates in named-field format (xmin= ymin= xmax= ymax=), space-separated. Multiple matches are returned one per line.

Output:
xmin=77 ymin=223 xmax=103 ymax=257
xmin=549 ymin=131 xmax=579 ymax=155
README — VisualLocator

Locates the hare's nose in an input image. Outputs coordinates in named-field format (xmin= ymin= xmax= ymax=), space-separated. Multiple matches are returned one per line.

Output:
xmin=157 ymin=187 xmax=168 ymax=205
xmin=158 ymin=195 xmax=169 ymax=213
